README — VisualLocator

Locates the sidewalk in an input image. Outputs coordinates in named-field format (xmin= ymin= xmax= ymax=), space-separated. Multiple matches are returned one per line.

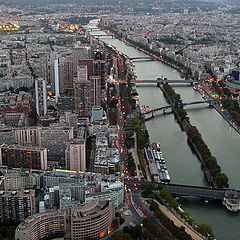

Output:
xmin=148 ymin=199 xmax=205 ymax=240
xmin=129 ymin=149 xmax=141 ymax=181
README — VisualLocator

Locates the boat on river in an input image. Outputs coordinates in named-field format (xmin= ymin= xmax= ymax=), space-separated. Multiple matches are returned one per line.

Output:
xmin=222 ymin=190 xmax=240 ymax=212
xmin=144 ymin=142 xmax=171 ymax=183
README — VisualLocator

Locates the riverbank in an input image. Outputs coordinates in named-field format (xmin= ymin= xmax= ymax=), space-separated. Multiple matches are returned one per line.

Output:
xmin=99 ymin=22 xmax=240 ymax=138
xmin=196 ymin=86 xmax=240 ymax=135
xmin=146 ymin=198 xmax=207 ymax=240
xmin=98 ymin=23 xmax=191 ymax=78
xmin=160 ymin=83 xmax=229 ymax=188
xmin=87 ymin=20 xmax=240 ymax=240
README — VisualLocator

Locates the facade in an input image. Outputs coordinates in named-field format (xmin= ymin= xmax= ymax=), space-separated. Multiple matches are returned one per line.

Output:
xmin=0 ymin=76 xmax=34 ymax=91
xmin=15 ymin=210 xmax=66 ymax=240
xmin=90 ymin=75 xmax=101 ymax=106
xmin=73 ymin=47 xmax=90 ymax=76
xmin=15 ymin=200 xmax=114 ymax=240
xmin=54 ymin=55 xmax=60 ymax=102
xmin=86 ymin=181 xmax=124 ymax=208
xmin=67 ymin=139 xmax=86 ymax=172
xmin=3 ymin=171 xmax=40 ymax=191
xmin=15 ymin=128 xmax=39 ymax=146
xmin=0 ymin=144 xmax=47 ymax=170
xmin=0 ymin=189 xmax=36 ymax=224
xmin=15 ymin=126 xmax=74 ymax=159
xmin=39 ymin=125 xmax=74 ymax=158
xmin=3 ymin=112 xmax=27 ymax=126
xmin=92 ymin=49 xmax=106 ymax=89
xmin=35 ymin=78 xmax=47 ymax=116
xmin=71 ymin=200 xmax=114 ymax=240
xmin=74 ymin=65 xmax=91 ymax=117
xmin=61 ymin=55 xmax=74 ymax=95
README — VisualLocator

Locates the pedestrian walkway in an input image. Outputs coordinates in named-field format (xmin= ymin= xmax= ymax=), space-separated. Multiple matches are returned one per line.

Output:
xmin=129 ymin=148 xmax=141 ymax=181
xmin=147 ymin=199 xmax=205 ymax=240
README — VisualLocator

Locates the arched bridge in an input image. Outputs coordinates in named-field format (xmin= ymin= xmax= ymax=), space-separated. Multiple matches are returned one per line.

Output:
xmin=143 ymin=99 xmax=218 ymax=117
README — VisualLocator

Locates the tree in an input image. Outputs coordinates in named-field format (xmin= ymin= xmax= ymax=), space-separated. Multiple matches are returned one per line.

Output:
xmin=111 ymin=230 xmax=133 ymax=240
xmin=187 ymin=126 xmax=201 ymax=138
xmin=109 ymin=98 xmax=118 ymax=109
xmin=214 ymin=172 xmax=229 ymax=188
xmin=198 ymin=223 xmax=215 ymax=238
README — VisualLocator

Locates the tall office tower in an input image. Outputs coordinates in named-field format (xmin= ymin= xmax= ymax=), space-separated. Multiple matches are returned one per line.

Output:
xmin=35 ymin=78 xmax=47 ymax=116
xmin=74 ymin=65 xmax=92 ymax=117
xmin=73 ymin=46 xmax=90 ymax=76
xmin=0 ymin=189 xmax=36 ymax=224
xmin=78 ymin=59 xmax=93 ymax=79
xmin=66 ymin=139 xmax=86 ymax=172
xmin=54 ymin=55 xmax=60 ymax=102
xmin=90 ymin=75 xmax=101 ymax=106
xmin=93 ymin=50 xmax=106 ymax=89
xmin=40 ymin=50 xmax=52 ymax=84
xmin=0 ymin=144 xmax=48 ymax=170
xmin=61 ymin=55 xmax=74 ymax=95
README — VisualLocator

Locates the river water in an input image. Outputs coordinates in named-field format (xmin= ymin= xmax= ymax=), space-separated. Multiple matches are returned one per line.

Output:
xmin=87 ymin=19 xmax=240 ymax=240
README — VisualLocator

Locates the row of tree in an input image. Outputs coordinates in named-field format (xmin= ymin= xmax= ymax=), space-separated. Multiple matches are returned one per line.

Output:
xmin=162 ymin=83 xmax=229 ymax=188
xmin=159 ymin=188 xmax=215 ymax=239
xmin=162 ymin=83 xmax=188 ymax=121
xmin=212 ymin=81 xmax=240 ymax=126
xmin=221 ymin=98 xmax=240 ymax=125
xmin=134 ymin=115 xmax=148 ymax=179
xmin=125 ymin=132 xmax=135 ymax=149
xmin=127 ymin=153 xmax=136 ymax=176
xmin=187 ymin=126 xmax=229 ymax=188
xmin=148 ymin=200 xmax=193 ymax=240
xmin=111 ymin=219 xmax=171 ymax=240
xmin=141 ymin=189 xmax=215 ymax=239
xmin=125 ymin=37 xmax=192 ymax=77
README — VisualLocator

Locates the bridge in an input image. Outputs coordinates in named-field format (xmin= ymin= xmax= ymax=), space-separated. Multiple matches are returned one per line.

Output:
xmin=136 ymin=79 xmax=198 ymax=84
xmin=129 ymin=57 xmax=157 ymax=62
xmin=85 ymin=27 xmax=100 ymax=31
xmin=94 ymin=34 xmax=114 ymax=39
xmin=161 ymin=183 xmax=227 ymax=200
xmin=135 ymin=181 xmax=240 ymax=211
xmin=143 ymin=99 xmax=216 ymax=118
xmin=160 ymin=184 xmax=240 ymax=212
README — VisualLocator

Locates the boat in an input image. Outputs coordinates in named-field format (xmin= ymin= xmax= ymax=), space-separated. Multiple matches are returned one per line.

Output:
xmin=222 ymin=190 xmax=240 ymax=212
xmin=148 ymin=142 xmax=171 ymax=183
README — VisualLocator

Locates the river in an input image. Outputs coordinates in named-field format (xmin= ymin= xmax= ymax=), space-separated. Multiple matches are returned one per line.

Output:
xmin=87 ymin=19 xmax=240 ymax=240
